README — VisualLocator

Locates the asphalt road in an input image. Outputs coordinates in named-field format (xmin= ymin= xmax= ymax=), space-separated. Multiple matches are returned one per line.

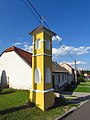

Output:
xmin=62 ymin=100 xmax=90 ymax=120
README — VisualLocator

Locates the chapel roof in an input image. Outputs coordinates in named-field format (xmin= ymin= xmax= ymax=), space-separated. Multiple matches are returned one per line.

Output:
xmin=29 ymin=25 xmax=56 ymax=36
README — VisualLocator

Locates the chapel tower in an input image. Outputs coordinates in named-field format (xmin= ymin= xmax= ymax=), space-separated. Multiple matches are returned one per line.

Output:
xmin=29 ymin=26 xmax=56 ymax=111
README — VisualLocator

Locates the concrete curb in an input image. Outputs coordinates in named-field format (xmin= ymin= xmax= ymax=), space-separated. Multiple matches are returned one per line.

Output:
xmin=55 ymin=100 xmax=89 ymax=120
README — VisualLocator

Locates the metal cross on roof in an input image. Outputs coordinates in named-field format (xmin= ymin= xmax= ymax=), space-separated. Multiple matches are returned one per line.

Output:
xmin=40 ymin=15 xmax=46 ymax=25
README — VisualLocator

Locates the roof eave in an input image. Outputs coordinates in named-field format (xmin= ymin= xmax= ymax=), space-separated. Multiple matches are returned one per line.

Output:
xmin=29 ymin=25 xmax=56 ymax=36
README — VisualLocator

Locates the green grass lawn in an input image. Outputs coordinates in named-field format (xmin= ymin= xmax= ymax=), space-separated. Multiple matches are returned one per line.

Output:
xmin=0 ymin=105 xmax=74 ymax=120
xmin=79 ymin=82 xmax=90 ymax=86
xmin=64 ymin=81 xmax=90 ymax=93
xmin=75 ymin=81 xmax=90 ymax=92
xmin=0 ymin=88 xmax=79 ymax=120
xmin=0 ymin=88 xmax=29 ymax=111
xmin=74 ymin=86 xmax=90 ymax=92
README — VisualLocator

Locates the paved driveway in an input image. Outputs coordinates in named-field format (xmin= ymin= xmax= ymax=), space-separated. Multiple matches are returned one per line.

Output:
xmin=63 ymin=100 xmax=90 ymax=120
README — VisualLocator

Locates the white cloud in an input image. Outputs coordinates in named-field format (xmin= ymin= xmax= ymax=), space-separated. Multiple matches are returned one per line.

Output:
xmin=52 ymin=45 xmax=90 ymax=57
xmin=13 ymin=42 xmax=32 ymax=53
xmin=64 ymin=61 xmax=87 ymax=66
xmin=52 ymin=46 xmax=66 ymax=56
xmin=23 ymin=44 xmax=32 ymax=53
xmin=14 ymin=42 xmax=22 ymax=46
xmin=75 ymin=61 xmax=87 ymax=65
xmin=52 ymin=35 xmax=62 ymax=42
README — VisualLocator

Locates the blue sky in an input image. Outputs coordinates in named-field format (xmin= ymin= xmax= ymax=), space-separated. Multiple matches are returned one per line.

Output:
xmin=0 ymin=0 xmax=90 ymax=70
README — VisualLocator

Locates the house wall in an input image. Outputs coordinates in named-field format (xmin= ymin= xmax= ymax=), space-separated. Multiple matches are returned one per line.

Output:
xmin=0 ymin=51 xmax=32 ymax=90
xmin=52 ymin=72 xmax=68 ymax=91
xmin=61 ymin=63 xmax=74 ymax=82
xmin=67 ymin=74 xmax=73 ymax=84
xmin=61 ymin=63 xmax=72 ymax=74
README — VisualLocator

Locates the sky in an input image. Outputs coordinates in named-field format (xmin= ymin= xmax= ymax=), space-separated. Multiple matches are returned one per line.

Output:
xmin=0 ymin=0 xmax=90 ymax=70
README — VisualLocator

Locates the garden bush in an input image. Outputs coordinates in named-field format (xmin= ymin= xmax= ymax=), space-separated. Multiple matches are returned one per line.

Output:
xmin=0 ymin=86 xmax=3 ymax=94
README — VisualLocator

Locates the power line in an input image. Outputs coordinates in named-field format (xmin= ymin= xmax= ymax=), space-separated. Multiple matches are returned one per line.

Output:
xmin=22 ymin=0 xmax=76 ymax=62
xmin=55 ymin=36 xmax=75 ymax=61
xmin=26 ymin=0 xmax=50 ymax=29
xmin=22 ymin=0 xmax=77 ymax=82
xmin=23 ymin=0 xmax=50 ymax=29
xmin=22 ymin=0 xmax=41 ymax=23
xmin=27 ymin=0 xmax=41 ymax=20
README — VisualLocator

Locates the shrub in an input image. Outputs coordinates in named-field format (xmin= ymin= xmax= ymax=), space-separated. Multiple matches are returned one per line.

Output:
xmin=78 ymin=74 xmax=85 ymax=82
xmin=0 ymin=86 xmax=3 ymax=94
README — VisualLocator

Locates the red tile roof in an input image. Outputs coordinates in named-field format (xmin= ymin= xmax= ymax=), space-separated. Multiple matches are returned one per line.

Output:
xmin=3 ymin=46 xmax=32 ymax=67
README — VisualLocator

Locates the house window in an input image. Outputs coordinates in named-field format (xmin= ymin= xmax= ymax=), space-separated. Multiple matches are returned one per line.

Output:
xmin=62 ymin=74 xmax=64 ymax=81
xmin=46 ymin=39 xmax=50 ymax=50
xmin=34 ymin=68 xmax=41 ymax=83
xmin=35 ymin=38 xmax=41 ymax=50
xmin=45 ymin=67 xmax=51 ymax=83
xmin=58 ymin=75 xmax=60 ymax=83
xmin=65 ymin=74 xmax=67 ymax=80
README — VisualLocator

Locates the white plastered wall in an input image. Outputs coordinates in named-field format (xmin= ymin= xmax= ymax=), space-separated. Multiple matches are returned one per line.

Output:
xmin=0 ymin=51 xmax=32 ymax=90
xmin=52 ymin=73 xmax=68 ymax=89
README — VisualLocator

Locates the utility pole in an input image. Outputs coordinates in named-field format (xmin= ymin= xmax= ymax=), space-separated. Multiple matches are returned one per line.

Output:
xmin=75 ymin=60 xmax=77 ymax=83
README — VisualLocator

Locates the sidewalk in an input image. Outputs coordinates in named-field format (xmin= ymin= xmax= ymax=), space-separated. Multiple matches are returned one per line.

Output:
xmin=55 ymin=92 xmax=90 ymax=120
xmin=61 ymin=92 xmax=90 ymax=104
xmin=63 ymin=100 xmax=90 ymax=120
xmin=73 ymin=92 xmax=90 ymax=97
xmin=61 ymin=92 xmax=90 ymax=97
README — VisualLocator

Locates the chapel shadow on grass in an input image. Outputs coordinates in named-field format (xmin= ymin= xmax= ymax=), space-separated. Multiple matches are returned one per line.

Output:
xmin=49 ymin=94 xmax=90 ymax=111
xmin=60 ymin=84 xmax=78 ymax=95
xmin=0 ymin=101 xmax=35 ymax=115
xmin=68 ymin=95 xmax=90 ymax=104
xmin=64 ymin=84 xmax=78 ymax=92
xmin=48 ymin=97 xmax=68 ymax=110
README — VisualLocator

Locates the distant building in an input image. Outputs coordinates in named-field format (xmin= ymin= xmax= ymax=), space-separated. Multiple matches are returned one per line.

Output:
xmin=52 ymin=62 xmax=69 ymax=91
xmin=61 ymin=62 xmax=75 ymax=83
xmin=84 ymin=73 xmax=90 ymax=80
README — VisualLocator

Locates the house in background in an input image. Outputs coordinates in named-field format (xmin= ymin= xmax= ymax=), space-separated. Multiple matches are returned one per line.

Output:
xmin=0 ymin=46 xmax=32 ymax=90
xmin=0 ymin=46 xmax=74 ymax=91
xmin=84 ymin=73 xmax=90 ymax=80
xmin=61 ymin=62 xmax=75 ymax=84
xmin=52 ymin=62 xmax=69 ymax=91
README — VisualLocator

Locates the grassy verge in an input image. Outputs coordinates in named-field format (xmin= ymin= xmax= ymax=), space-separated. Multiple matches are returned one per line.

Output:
xmin=75 ymin=81 xmax=90 ymax=92
xmin=0 ymin=88 xmax=29 ymax=111
xmin=64 ymin=81 xmax=90 ymax=93
xmin=0 ymin=97 xmax=79 ymax=120
xmin=74 ymin=86 xmax=90 ymax=92
xmin=79 ymin=82 xmax=90 ymax=86
xmin=0 ymin=88 xmax=79 ymax=120
xmin=0 ymin=106 xmax=72 ymax=120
